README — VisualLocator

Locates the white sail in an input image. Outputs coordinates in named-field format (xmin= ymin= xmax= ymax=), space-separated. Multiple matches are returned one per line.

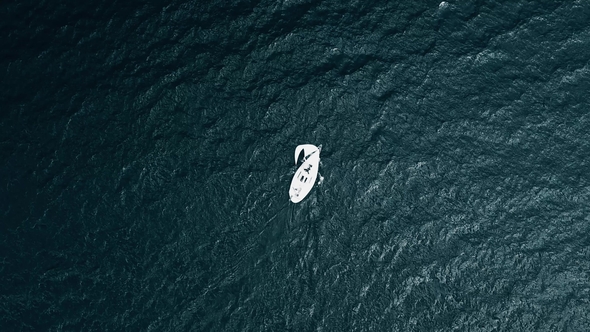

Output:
xmin=294 ymin=144 xmax=318 ymax=164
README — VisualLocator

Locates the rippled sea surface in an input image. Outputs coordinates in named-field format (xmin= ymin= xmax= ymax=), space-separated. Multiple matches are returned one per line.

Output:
xmin=2 ymin=0 xmax=590 ymax=331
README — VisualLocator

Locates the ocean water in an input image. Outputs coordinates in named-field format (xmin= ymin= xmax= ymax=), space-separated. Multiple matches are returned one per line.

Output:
xmin=2 ymin=0 xmax=590 ymax=331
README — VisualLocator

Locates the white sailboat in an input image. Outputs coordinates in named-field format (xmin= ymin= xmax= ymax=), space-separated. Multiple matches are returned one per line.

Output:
xmin=289 ymin=144 xmax=321 ymax=203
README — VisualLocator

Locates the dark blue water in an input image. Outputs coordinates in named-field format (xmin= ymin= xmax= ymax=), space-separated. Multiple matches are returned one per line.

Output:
xmin=2 ymin=0 xmax=590 ymax=331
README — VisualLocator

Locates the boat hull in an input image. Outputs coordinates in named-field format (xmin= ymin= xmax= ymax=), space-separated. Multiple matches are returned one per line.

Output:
xmin=289 ymin=145 xmax=320 ymax=203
